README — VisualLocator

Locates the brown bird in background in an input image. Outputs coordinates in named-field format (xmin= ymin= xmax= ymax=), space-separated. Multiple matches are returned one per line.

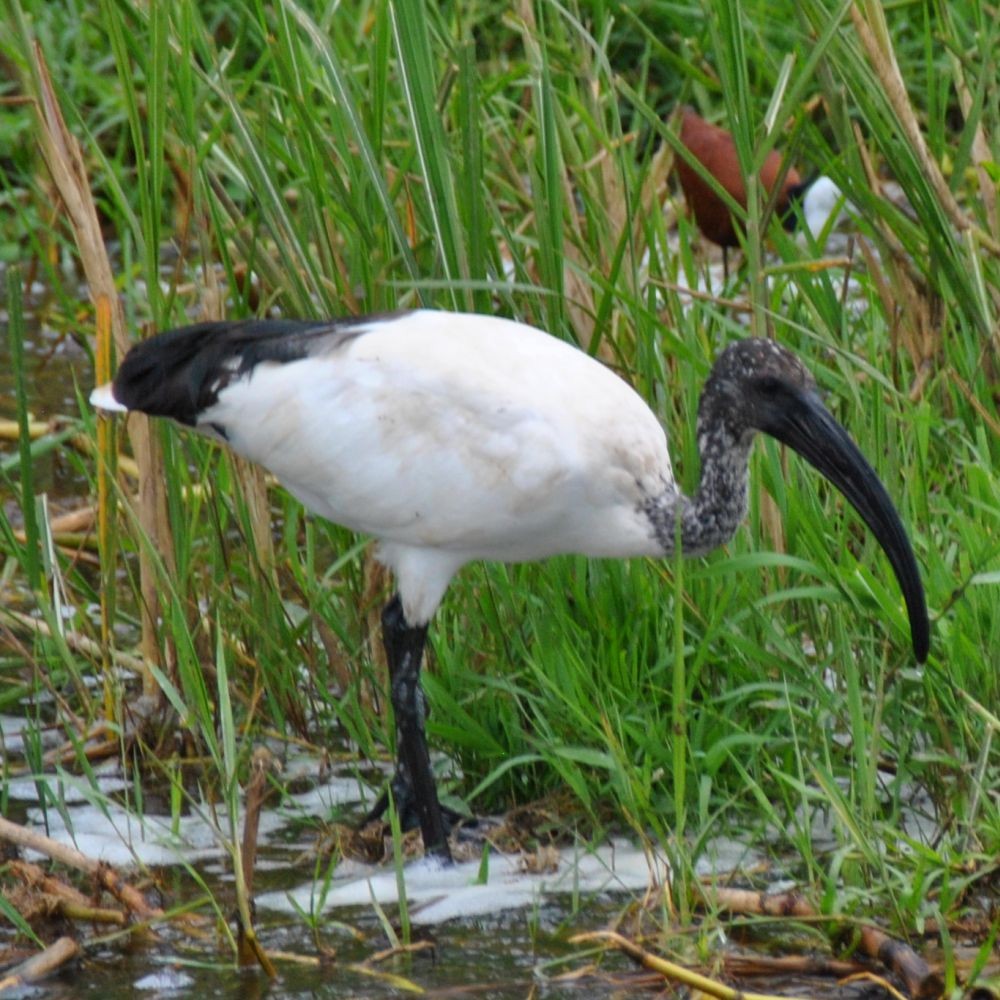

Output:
xmin=675 ymin=106 xmax=844 ymax=273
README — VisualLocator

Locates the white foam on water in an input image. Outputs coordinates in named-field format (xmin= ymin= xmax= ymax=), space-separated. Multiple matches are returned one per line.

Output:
xmin=256 ymin=839 xmax=671 ymax=926
xmin=13 ymin=740 xmax=938 ymax=928
xmin=0 ymin=714 xmax=65 ymax=754
xmin=17 ymin=765 xmax=373 ymax=870
xmin=6 ymin=766 xmax=127 ymax=804
xmin=134 ymin=968 xmax=196 ymax=992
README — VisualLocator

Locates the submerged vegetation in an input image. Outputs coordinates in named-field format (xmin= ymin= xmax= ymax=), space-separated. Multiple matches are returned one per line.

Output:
xmin=1 ymin=0 xmax=998 ymax=991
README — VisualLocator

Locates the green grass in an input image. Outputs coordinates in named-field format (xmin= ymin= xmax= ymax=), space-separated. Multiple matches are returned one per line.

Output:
xmin=1 ymin=0 xmax=999 ymax=983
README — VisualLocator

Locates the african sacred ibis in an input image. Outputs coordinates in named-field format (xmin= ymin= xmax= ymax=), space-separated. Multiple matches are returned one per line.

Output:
xmin=91 ymin=309 xmax=929 ymax=862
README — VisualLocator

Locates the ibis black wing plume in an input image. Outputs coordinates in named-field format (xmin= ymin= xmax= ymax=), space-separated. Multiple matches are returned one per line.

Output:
xmin=109 ymin=316 xmax=391 ymax=425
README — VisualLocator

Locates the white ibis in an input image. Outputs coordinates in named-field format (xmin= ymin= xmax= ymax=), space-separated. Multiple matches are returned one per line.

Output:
xmin=91 ymin=309 xmax=929 ymax=862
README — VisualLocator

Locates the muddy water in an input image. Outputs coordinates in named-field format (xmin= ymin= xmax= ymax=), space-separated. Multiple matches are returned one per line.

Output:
xmin=36 ymin=906 xmax=620 ymax=999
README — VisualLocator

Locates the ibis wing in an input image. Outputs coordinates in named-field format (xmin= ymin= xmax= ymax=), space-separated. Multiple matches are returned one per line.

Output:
xmin=107 ymin=316 xmax=389 ymax=425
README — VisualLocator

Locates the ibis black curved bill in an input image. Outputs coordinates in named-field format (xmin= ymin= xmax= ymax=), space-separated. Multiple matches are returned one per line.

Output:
xmin=768 ymin=390 xmax=930 ymax=662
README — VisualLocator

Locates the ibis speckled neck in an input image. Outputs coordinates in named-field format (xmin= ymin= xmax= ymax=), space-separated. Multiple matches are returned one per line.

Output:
xmin=641 ymin=417 xmax=752 ymax=557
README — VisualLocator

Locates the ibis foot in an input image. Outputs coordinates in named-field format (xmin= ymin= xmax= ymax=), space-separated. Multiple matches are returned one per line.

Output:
xmin=360 ymin=776 xmax=473 ymax=844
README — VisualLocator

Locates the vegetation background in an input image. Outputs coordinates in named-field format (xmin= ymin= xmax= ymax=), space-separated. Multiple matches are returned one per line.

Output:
xmin=1 ymin=0 xmax=997 ymax=987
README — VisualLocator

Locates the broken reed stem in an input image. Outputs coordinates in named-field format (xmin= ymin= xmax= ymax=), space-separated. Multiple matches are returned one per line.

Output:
xmin=700 ymin=885 xmax=944 ymax=1000
xmin=0 ymin=937 xmax=80 ymax=992
xmin=239 ymin=747 xmax=276 ymax=903
xmin=0 ymin=815 xmax=162 ymax=922
xmin=722 ymin=953 xmax=866 ymax=979
xmin=236 ymin=747 xmax=278 ymax=976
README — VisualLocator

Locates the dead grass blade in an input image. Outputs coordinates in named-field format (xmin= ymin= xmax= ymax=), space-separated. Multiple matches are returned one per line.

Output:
xmin=572 ymin=929 xmax=813 ymax=1000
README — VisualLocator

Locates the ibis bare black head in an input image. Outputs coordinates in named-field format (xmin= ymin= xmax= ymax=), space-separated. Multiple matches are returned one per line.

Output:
xmin=700 ymin=338 xmax=817 ymax=442
xmin=697 ymin=338 xmax=930 ymax=662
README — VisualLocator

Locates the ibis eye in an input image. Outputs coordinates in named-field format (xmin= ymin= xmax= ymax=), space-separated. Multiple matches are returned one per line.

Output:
xmin=757 ymin=376 xmax=783 ymax=397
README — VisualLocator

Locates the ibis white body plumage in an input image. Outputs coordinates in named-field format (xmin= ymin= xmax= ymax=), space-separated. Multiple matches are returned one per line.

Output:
xmin=192 ymin=312 xmax=671 ymax=622
xmin=92 ymin=308 xmax=929 ymax=862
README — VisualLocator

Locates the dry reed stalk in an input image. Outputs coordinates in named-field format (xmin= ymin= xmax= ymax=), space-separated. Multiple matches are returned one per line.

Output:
xmin=572 ymin=930 xmax=813 ymax=1000
xmin=95 ymin=294 xmax=117 ymax=721
xmin=28 ymin=43 xmax=175 ymax=699
xmin=0 ymin=937 xmax=79 ymax=992
xmin=701 ymin=885 xmax=944 ymax=1000
xmin=0 ymin=816 xmax=163 ymax=922
xmin=849 ymin=2 xmax=1000 ymax=258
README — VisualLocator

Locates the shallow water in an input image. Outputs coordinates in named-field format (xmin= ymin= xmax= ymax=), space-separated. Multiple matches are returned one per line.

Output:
xmin=1 ymin=746 xmax=680 ymax=997
xmin=8 ymin=725 xmax=950 ymax=1000
xmin=35 ymin=916 xmax=633 ymax=999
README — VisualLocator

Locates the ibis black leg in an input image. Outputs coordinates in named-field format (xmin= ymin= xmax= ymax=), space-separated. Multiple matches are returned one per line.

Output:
xmin=378 ymin=594 xmax=452 ymax=863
